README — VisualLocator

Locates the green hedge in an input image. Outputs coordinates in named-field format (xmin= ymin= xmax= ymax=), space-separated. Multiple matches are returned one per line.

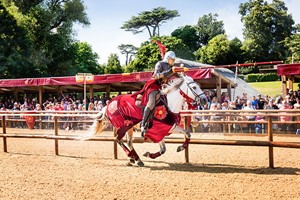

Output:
xmin=245 ymin=73 xmax=280 ymax=82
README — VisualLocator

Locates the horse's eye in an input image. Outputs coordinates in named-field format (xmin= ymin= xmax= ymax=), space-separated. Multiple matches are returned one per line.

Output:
xmin=192 ymin=86 xmax=197 ymax=90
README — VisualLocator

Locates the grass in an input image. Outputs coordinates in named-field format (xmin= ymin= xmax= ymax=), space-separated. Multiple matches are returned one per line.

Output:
xmin=248 ymin=81 xmax=299 ymax=98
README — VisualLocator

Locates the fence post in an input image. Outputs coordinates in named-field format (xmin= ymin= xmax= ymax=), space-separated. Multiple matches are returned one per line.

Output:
xmin=113 ymin=128 xmax=118 ymax=159
xmin=267 ymin=116 xmax=274 ymax=168
xmin=54 ymin=116 xmax=59 ymax=155
xmin=2 ymin=116 xmax=7 ymax=152
xmin=184 ymin=116 xmax=189 ymax=163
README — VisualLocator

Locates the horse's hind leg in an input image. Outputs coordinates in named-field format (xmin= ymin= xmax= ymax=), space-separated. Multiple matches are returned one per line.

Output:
xmin=143 ymin=140 xmax=166 ymax=159
xmin=171 ymin=125 xmax=191 ymax=152
xmin=126 ymin=128 xmax=135 ymax=164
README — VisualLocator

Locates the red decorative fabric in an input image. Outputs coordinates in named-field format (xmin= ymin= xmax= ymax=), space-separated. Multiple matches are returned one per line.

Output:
xmin=132 ymin=79 xmax=161 ymax=107
xmin=105 ymin=93 xmax=181 ymax=143
xmin=154 ymin=105 xmax=167 ymax=120
xmin=0 ymin=69 xmax=211 ymax=88
xmin=105 ymin=94 xmax=142 ymax=128
xmin=277 ymin=64 xmax=300 ymax=76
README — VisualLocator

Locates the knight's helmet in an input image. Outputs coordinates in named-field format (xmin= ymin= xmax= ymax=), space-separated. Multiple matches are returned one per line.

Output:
xmin=162 ymin=51 xmax=176 ymax=62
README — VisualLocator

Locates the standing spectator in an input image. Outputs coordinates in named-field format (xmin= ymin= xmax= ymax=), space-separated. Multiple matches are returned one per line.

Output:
xmin=242 ymin=93 xmax=248 ymax=102
xmin=221 ymin=92 xmax=230 ymax=103
xmin=257 ymin=94 xmax=266 ymax=109
xmin=251 ymin=95 xmax=258 ymax=109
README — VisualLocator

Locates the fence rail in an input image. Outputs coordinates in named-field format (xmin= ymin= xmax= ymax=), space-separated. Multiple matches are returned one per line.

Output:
xmin=0 ymin=110 xmax=300 ymax=168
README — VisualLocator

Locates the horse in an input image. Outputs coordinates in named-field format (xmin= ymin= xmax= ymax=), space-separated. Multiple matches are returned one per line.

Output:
xmin=88 ymin=73 xmax=207 ymax=166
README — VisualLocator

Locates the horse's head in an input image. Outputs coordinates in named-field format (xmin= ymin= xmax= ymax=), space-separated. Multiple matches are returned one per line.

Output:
xmin=178 ymin=74 xmax=208 ymax=107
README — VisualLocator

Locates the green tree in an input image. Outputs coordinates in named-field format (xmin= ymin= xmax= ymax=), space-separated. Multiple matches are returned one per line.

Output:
xmin=239 ymin=0 xmax=295 ymax=61
xmin=118 ymin=44 xmax=137 ymax=66
xmin=104 ymin=53 xmax=123 ymax=74
xmin=126 ymin=36 xmax=194 ymax=72
xmin=284 ymin=32 xmax=300 ymax=63
xmin=195 ymin=34 xmax=231 ymax=65
xmin=196 ymin=13 xmax=225 ymax=46
xmin=2 ymin=0 xmax=90 ymax=77
xmin=121 ymin=7 xmax=179 ymax=38
xmin=72 ymin=42 xmax=100 ymax=75
xmin=171 ymin=25 xmax=200 ymax=52
xmin=227 ymin=37 xmax=245 ymax=64
xmin=0 ymin=1 xmax=33 ymax=78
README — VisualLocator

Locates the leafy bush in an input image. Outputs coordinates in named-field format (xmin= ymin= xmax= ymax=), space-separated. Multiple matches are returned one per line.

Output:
xmin=245 ymin=73 xmax=280 ymax=82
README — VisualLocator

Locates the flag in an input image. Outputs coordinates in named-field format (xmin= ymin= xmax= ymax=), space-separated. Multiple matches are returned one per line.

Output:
xmin=152 ymin=40 xmax=167 ymax=59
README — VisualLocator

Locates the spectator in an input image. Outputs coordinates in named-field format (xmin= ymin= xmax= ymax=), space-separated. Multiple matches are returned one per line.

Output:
xmin=265 ymin=98 xmax=279 ymax=110
xmin=293 ymin=97 xmax=300 ymax=133
xmin=236 ymin=97 xmax=244 ymax=110
xmin=88 ymin=102 xmax=95 ymax=111
xmin=279 ymin=100 xmax=292 ymax=132
xmin=257 ymin=94 xmax=266 ymax=109
xmin=251 ymin=95 xmax=258 ymax=109
xmin=221 ymin=92 xmax=230 ymax=103
xmin=210 ymin=96 xmax=218 ymax=108
xmin=254 ymin=115 xmax=265 ymax=134
xmin=209 ymin=103 xmax=222 ymax=132
xmin=243 ymin=100 xmax=256 ymax=132
xmin=242 ymin=93 xmax=248 ymax=102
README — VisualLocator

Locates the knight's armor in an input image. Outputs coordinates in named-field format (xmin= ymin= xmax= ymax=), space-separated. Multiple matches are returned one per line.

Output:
xmin=140 ymin=51 xmax=177 ymax=136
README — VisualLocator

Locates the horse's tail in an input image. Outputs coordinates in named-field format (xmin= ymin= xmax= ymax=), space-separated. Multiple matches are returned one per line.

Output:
xmin=80 ymin=107 xmax=107 ymax=141
xmin=92 ymin=106 xmax=107 ymax=134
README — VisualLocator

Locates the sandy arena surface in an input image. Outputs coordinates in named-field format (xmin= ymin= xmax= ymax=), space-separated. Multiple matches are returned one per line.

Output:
xmin=1 ymin=128 xmax=300 ymax=200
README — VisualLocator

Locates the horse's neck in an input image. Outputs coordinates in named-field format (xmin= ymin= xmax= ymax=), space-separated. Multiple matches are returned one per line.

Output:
xmin=166 ymin=89 xmax=184 ymax=113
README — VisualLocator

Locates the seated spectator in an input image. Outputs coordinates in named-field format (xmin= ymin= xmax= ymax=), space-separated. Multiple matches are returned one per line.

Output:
xmin=279 ymin=100 xmax=292 ymax=132
xmin=209 ymin=103 xmax=222 ymax=132
xmin=265 ymin=98 xmax=279 ymax=110
xmin=243 ymin=100 xmax=256 ymax=132
xmin=254 ymin=115 xmax=265 ymax=134
xmin=293 ymin=97 xmax=300 ymax=133
xmin=210 ymin=96 xmax=218 ymax=109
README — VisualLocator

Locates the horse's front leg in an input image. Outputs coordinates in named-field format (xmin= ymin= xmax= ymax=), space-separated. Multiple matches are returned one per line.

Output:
xmin=116 ymin=127 xmax=144 ymax=167
xmin=143 ymin=140 xmax=166 ymax=159
xmin=171 ymin=125 xmax=191 ymax=152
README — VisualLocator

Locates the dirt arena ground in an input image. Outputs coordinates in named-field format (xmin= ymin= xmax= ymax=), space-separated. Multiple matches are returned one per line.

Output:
xmin=1 ymin=128 xmax=300 ymax=200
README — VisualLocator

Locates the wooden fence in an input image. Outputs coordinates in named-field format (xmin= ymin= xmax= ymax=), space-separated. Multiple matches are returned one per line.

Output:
xmin=0 ymin=110 xmax=299 ymax=168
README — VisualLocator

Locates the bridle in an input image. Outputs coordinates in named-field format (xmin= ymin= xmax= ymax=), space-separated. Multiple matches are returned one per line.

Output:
xmin=179 ymin=80 xmax=205 ymax=109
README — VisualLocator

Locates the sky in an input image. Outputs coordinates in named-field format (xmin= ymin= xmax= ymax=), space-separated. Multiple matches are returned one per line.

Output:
xmin=73 ymin=0 xmax=300 ymax=65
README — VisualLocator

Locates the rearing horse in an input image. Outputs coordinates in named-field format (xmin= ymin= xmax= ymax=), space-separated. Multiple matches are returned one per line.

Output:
xmin=89 ymin=73 xmax=207 ymax=166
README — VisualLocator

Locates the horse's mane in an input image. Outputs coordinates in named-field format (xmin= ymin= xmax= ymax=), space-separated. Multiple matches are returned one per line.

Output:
xmin=160 ymin=75 xmax=184 ymax=95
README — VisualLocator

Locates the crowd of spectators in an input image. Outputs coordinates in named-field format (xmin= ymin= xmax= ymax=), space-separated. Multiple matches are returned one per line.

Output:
xmin=193 ymin=83 xmax=300 ymax=134
xmin=0 ymin=92 xmax=113 ymax=112
xmin=1 ymin=84 xmax=300 ymax=133
xmin=0 ymin=92 xmax=114 ymax=130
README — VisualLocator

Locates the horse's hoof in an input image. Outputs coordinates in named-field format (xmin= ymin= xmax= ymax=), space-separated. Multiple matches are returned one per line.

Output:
xmin=137 ymin=161 xmax=145 ymax=167
xmin=126 ymin=162 xmax=134 ymax=166
xmin=130 ymin=158 xmax=135 ymax=164
xmin=143 ymin=152 xmax=150 ymax=157
xmin=177 ymin=146 xmax=184 ymax=152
